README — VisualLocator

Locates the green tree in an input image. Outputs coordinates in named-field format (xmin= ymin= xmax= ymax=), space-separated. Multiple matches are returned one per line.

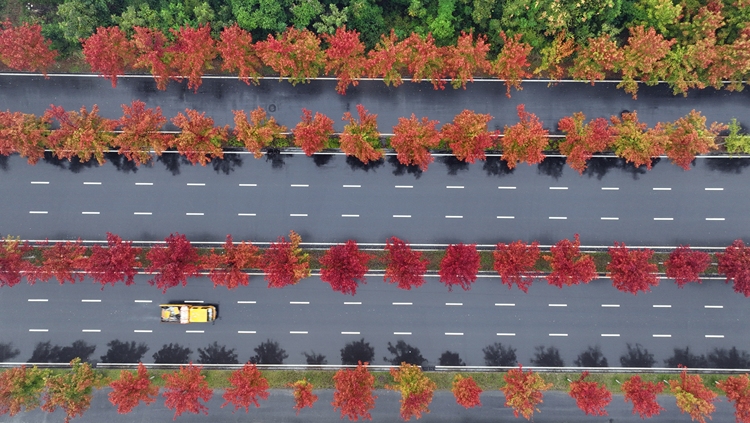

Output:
xmin=56 ymin=0 xmax=109 ymax=43
xmin=348 ymin=0 xmax=387 ymax=48
xmin=291 ymin=0 xmax=324 ymax=29
xmin=726 ymin=118 xmax=750 ymax=155
xmin=428 ymin=0 xmax=456 ymax=45
xmin=627 ymin=0 xmax=681 ymax=36
xmin=229 ymin=0 xmax=291 ymax=35
xmin=313 ymin=4 xmax=349 ymax=35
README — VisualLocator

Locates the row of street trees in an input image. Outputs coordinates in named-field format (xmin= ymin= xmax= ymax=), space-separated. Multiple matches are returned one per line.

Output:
xmin=1 ymin=361 xmax=745 ymax=423
xmin=1 ymin=101 xmax=743 ymax=171
xmin=2 ymin=233 xmax=750 ymax=297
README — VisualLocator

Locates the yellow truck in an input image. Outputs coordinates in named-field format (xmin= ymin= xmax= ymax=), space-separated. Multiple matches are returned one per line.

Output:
xmin=160 ymin=303 xmax=217 ymax=324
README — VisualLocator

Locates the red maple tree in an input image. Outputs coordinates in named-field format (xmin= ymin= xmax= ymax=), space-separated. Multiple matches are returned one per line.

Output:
xmin=665 ymin=245 xmax=710 ymax=288
xmin=168 ymin=25 xmax=216 ymax=92
xmin=452 ymin=374 xmax=482 ymax=408
xmin=391 ymin=114 xmax=441 ymax=171
xmin=664 ymin=110 xmax=726 ymax=170
xmin=367 ymin=30 xmax=408 ymax=87
xmin=622 ymin=375 xmax=665 ymax=419
xmin=82 ymin=26 xmax=135 ymax=87
xmin=221 ymin=363 xmax=270 ymax=412
xmin=400 ymin=32 xmax=447 ymax=90
xmin=291 ymin=379 xmax=317 ymax=414
xmin=501 ymin=365 xmax=552 ymax=420
xmin=617 ymin=26 xmax=675 ymax=99
xmin=610 ymin=111 xmax=668 ymax=169
xmin=323 ymin=26 xmax=367 ymax=94
xmin=233 ymin=107 xmax=287 ymax=158
xmin=320 ymin=240 xmax=371 ymax=296
xmin=0 ymin=365 xmax=47 ymax=416
xmin=332 ymin=362 xmax=377 ymax=420
xmin=87 ymin=232 xmax=141 ymax=288
xmin=42 ymin=358 xmax=102 ymax=423
xmin=607 ymin=242 xmax=659 ymax=295
xmin=132 ymin=27 xmax=172 ymax=90
xmin=255 ymin=27 xmax=325 ymax=85
xmin=490 ymin=31 xmax=532 ymax=97
xmin=162 ymin=363 xmax=213 ymax=419
xmin=544 ymin=234 xmax=597 ymax=288
xmin=172 ymin=108 xmax=228 ymax=165
xmin=717 ymin=240 xmax=750 ymax=297
xmin=0 ymin=21 xmax=57 ymax=76
xmin=30 ymin=239 xmax=88 ymax=285
xmin=340 ymin=104 xmax=382 ymax=164
xmin=292 ymin=108 xmax=334 ymax=156
xmin=108 ymin=363 xmax=158 ymax=414
xmin=669 ymin=367 xmax=717 ymax=423
xmin=570 ymin=34 xmax=623 ymax=84
xmin=439 ymin=243 xmax=480 ymax=291
xmin=44 ymin=104 xmax=116 ymax=165
xmin=146 ymin=233 xmax=202 ymax=293
xmin=389 ymin=363 xmax=436 ymax=421
xmin=217 ymin=24 xmax=262 ymax=85
xmin=493 ymin=241 xmax=540 ymax=293
xmin=0 ymin=110 xmax=49 ymax=164
xmin=717 ymin=374 xmax=750 ymax=423
xmin=263 ymin=231 xmax=310 ymax=288
xmin=205 ymin=235 xmax=260 ymax=290
xmin=535 ymin=31 xmax=575 ymax=81
xmin=0 ymin=236 xmax=31 ymax=288
xmin=568 ymin=372 xmax=611 ymax=416
xmin=440 ymin=110 xmax=494 ymax=163
xmin=384 ymin=237 xmax=428 ymax=290
xmin=115 ymin=100 xmax=172 ymax=165
xmin=557 ymin=113 xmax=614 ymax=173
xmin=501 ymin=104 xmax=549 ymax=169
xmin=444 ymin=32 xmax=490 ymax=89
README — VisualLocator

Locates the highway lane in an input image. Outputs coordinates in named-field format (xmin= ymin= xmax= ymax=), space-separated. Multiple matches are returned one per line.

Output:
xmin=0 ymin=274 xmax=745 ymax=367
xmin=0 ymin=75 xmax=749 ymax=132
xmin=0 ymin=153 xmax=747 ymax=246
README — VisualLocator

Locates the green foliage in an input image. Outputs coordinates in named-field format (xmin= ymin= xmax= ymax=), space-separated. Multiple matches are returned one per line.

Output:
xmin=725 ymin=118 xmax=750 ymax=155
xmin=56 ymin=0 xmax=105 ymax=42
xmin=428 ymin=0 xmax=456 ymax=45
xmin=348 ymin=0 xmax=386 ymax=48
xmin=229 ymin=0 xmax=291 ymax=36
xmin=290 ymin=0 xmax=323 ymax=29
xmin=312 ymin=4 xmax=348 ymax=35
xmin=626 ymin=0 xmax=682 ymax=35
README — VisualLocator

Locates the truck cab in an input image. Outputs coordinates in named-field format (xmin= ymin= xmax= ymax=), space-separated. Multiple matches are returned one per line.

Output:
xmin=160 ymin=304 xmax=217 ymax=324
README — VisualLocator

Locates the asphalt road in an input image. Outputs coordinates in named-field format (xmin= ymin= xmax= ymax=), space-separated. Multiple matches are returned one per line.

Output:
xmin=1 ymin=389 xmax=737 ymax=423
xmin=0 ymin=273 xmax=744 ymax=367
xmin=0 ymin=75 xmax=748 ymax=132
xmin=0 ymin=153 xmax=747 ymax=246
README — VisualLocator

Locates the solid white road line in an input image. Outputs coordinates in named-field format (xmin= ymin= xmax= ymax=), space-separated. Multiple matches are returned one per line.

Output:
xmin=30 ymin=181 xmax=49 ymax=184
xmin=134 ymin=212 xmax=152 ymax=215
xmin=601 ymin=334 xmax=620 ymax=337
xmin=549 ymin=187 xmax=568 ymax=190
xmin=290 ymin=301 xmax=310 ymax=305
xmin=290 ymin=331 xmax=308 ymax=334
xmin=445 ymin=303 xmax=463 ymax=306
xmin=498 ymin=186 xmax=516 ymax=190
xmin=239 ymin=183 xmax=257 ymax=187
xmin=344 ymin=302 xmax=362 ymax=305
xmin=653 ymin=305 xmax=672 ymax=308
xmin=445 ymin=332 xmax=464 ymax=336
xmin=82 ymin=329 xmax=101 ymax=333
xmin=29 ymin=211 xmax=48 ymax=214
xmin=393 ymin=302 xmax=412 ymax=306
xmin=601 ymin=304 xmax=620 ymax=308
xmin=706 ymin=218 xmax=725 ymax=221
xmin=704 ymin=305 xmax=724 ymax=309
xmin=705 ymin=335 xmax=725 ymax=338
xmin=497 ymin=216 xmax=515 ymax=219
xmin=343 ymin=184 xmax=361 ymax=188
xmin=238 ymin=213 xmax=256 ymax=216
xmin=601 ymin=187 xmax=619 ymax=190
xmin=135 ymin=182 xmax=153 ymax=186
xmin=83 ymin=182 xmax=101 ymax=185
xmin=238 ymin=331 xmax=256 ymax=334
xmin=601 ymin=217 xmax=619 ymax=220
xmin=654 ymin=218 xmax=674 ymax=221
xmin=134 ymin=300 xmax=152 ymax=303
xmin=290 ymin=214 xmax=308 ymax=217
xmin=393 ymin=215 xmax=411 ymax=218
xmin=237 ymin=301 xmax=257 ymax=304
xmin=341 ymin=332 xmax=361 ymax=335
xmin=186 ymin=183 xmax=205 ymax=186
xmin=496 ymin=333 xmax=515 ymax=336
xmin=81 ymin=212 xmax=100 ymax=215
xmin=548 ymin=304 xmax=567 ymax=307
xmin=445 ymin=215 xmax=463 ymax=219
xmin=446 ymin=186 xmax=464 ymax=189
xmin=395 ymin=185 xmax=413 ymax=188
xmin=81 ymin=299 xmax=101 ymax=303
xmin=549 ymin=333 xmax=568 ymax=337
xmin=393 ymin=332 xmax=412 ymax=335
xmin=705 ymin=188 xmax=724 ymax=191
xmin=652 ymin=334 xmax=672 ymax=338
xmin=28 ymin=299 xmax=48 ymax=302
xmin=549 ymin=216 xmax=567 ymax=220
xmin=342 ymin=214 xmax=360 ymax=217
xmin=653 ymin=187 xmax=672 ymax=191
xmin=290 ymin=184 xmax=309 ymax=187
xmin=29 ymin=329 xmax=48 ymax=332
xmin=186 ymin=213 xmax=204 ymax=216
xmin=184 ymin=300 xmax=204 ymax=303
xmin=186 ymin=330 xmax=204 ymax=333
xmin=133 ymin=330 xmax=152 ymax=333
xmin=495 ymin=303 xmax=515 ymax=307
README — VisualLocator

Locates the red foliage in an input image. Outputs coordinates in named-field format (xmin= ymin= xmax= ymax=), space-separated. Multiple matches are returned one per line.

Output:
xmin=320 ymin=240 xmax=371 ymax=296
xmin=400 ymin=32 xmax=446 ymax=90
xmin=440 ymin=110 xmax=494 ymax=163
xmin=536 ymin=31 xmax=575 ymax=81
xmin=217 ymin=24 xmax=261 ymax=85
xmin=0 ymin=365 xmax=46 ymax=416
xmin=323 ymin=26 xmax=367 ymax=94
xmin=162 ymin=363 xmax=213 ymax=420
xmin=31 ymin=240 xmax=88 ymax=285
xmin=340 ymin=104 xmax=382 ymax=164
xmin=544 ymin=234 xmax=596 ymax=288
xmin=146 ymin=233 xmax=202 ymax=293
xmin=332 ymin=362 xmax=377 ymax=420
xmin=493 ymin=241 xmax=540 ymax=293
xmin=501 ymin=104 xmax=549 ymax=169
xmin=87 ymin=232 xmax=141 ymax=288
xmin=444 ymin=32 xmax=490 ymax=89
xmin=570 ymin=34 xmax=623 ymax=84
xmin=557 ymin=113 xmax=614 ymax=173
xmin=0 ymin=236 xmax=31 ymax=287
xmin=0 ymin=21 xmax=57 ymax=75
xmin=718 ymin=374 xmax=750 ymax=423
xmin=439 ymin=243 xmax=480 ymax=291
xmin=384 ymin=237 xmax=428 ymax=290
xmin=717 ymin=240 xmax=750 ymax=297
xmin=132 ymin=27 xmax=171 ymax=90
xmin=263 ymin=231 xmax=310 ymax=288
xmin=291 ymin=379 xmax=317 ymax=415
xmin=108 ymin=363 xmax=158 ymax=414
xmin=171 ymin=108 xmax=228 ymax=165
xmin=669 ymin=367 xmax=717 ymax=423
xmin=664 ymin=110 xmax=726 ymax=170
xmin=168 ymin=25 xmax=216 ymax=92
xmin=665 ymin=245 xmax=710 ymax=288
xmin=233 ymin=107 xmax=287 ymax=158
xmin=367 ymin=30 xmax=408 ymax=87
xmin=42 ymin=358 xmax=101 ymax=423
xmin=205 ymin=235 xmax=260 ymax=290
xmin=0 ymin=110 xmax=49 ymax=164
xmin=622 ymin=375 xmax=665 ymax=419
xmin=391 ymin=114 xmax=441 ymax=171
xmin=491 ymin=31 xmax=532 ymax=97
xmin=292 ymin=108 xmax=334 ymax=156
xmin=501 ymin=365 xmax=551 ymax=419
xmin=115 ymin=100 xmax=172 ymax=165
xmin=610 ymin=111 xmax=668 ymax=169
xmin=568 ymin=371 xmax=611 ymax=416
xmin=389 ymin=363 xmax=436 ymax=420
xmin=255 ymin=27 xmax=324 ymax=85
xmin=617 ymin=26 xmax=675 ymax=98
xmin=222 ymin=363 xmax=270 ymax=412
xmin=44 ymin=104 xmax=116 ymax=165
xmin=452 ymin=375 xmax=482 ymax=408
xmin=607 ymin=242 xmax=659 ymax=295
xmin=82 ymin=26 xmax=135 ymax=88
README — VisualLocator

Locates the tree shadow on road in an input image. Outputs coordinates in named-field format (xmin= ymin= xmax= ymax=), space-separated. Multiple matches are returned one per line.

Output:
xmin=341 ymin=338 xmax=375 ymax=365
xmin=43 ymin=153 xmax=98 ymax=174
xmin=705 ymin=157 xmax=750 ymax=174
xmin=482 ymin=156 xmax=514 ymax=177
xmin=388 ymin=156 xmax=423 ymax=179
xmin=212 ymin=153 xmax=243 ymax=175
xmin=100 ymin=340 xmax=149 ymax=363
xmin=346 ymin=156 xmax=384 ymax=172
xmin=0 ymin=342 xmax=19 ymax=362
xmin=198 ymin=341 xmax=238 ymax=364
xmin=312 ymin=153 xmax=334 ymax=167
xmin=265 ymin=149 xmax=288 ymax=169
xmin=105 ymin=152 xmax=140 ymax=174
xmin=440 ymin=156 xmax=469 ymax=176
xmin=0 ymin=155 xmax=8 ymax=171
xmin=28 ymin=340 xmax=96 ymax=363
xmin=157 ymin=152 xmax=190 ymax=176
xmin=537 ymin=157 xmax=566 ymax=180
xmin=153 ymin=343 xmax=192 ymax=364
